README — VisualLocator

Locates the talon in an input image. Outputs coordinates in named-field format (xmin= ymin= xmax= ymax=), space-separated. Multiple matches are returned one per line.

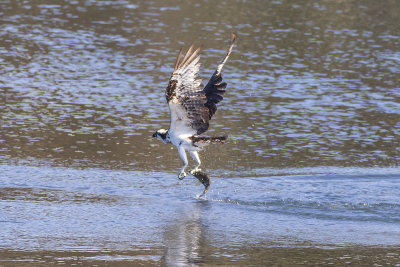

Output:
xmin=178 ymin=172 xmax=186 ymax=180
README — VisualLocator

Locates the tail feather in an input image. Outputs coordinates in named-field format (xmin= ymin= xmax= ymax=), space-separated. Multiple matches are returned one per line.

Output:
xmin=189 ymin=135 xmax=227 ymax=146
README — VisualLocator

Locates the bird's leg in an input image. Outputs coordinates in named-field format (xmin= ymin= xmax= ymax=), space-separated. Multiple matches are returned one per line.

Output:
xmin=177 ymin=145 xmax=188 ymax=180
xmin=189 ymin=151 xmax=201 ymax=174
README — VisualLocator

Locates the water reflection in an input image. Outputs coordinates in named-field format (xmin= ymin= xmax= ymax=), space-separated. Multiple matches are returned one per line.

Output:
xmin=163 ymin=202 xmax=208 ymax=266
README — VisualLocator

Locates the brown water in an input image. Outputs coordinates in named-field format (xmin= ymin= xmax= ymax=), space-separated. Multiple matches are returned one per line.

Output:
xmin=1 ymin=0 xmax=400 ymax=266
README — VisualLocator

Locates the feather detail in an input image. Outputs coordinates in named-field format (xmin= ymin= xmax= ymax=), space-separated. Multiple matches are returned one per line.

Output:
xmin=203 ymin=33 xmax=236 ymax=120
xmin=178 ymin=44 xmax=194 ymax=70
xmin=181 ymin=46 xmax=201 ymax=69
xmin=165 ymin=34 xmax=236 ymax=136
xmin=174 ymin=48 xmax=183 ymax=72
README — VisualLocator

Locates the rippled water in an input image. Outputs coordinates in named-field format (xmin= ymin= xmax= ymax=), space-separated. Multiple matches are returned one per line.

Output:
xmin=1 ymin=0 xmax=400 ymax=265
xmin=1 ymin=164 xmax=400 ymax=265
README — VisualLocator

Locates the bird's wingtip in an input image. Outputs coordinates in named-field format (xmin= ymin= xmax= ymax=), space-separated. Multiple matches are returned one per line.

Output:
xmin=231 ymin=33 xmax=237 ymax=43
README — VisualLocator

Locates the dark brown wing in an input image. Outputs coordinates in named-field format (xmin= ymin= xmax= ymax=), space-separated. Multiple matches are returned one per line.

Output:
xmin=203 ymin=33 xmax=236 ymax=123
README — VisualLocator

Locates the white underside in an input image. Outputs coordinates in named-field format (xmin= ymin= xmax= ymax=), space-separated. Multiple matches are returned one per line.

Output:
xmin=167 ymin=128 xmax=202 ymax=179
xmin=167 ymin=94 xmax=205 ymax=178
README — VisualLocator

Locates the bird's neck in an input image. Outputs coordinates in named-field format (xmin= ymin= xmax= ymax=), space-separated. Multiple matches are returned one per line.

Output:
xmin=163 ymin=131 xmax=171 ymax=144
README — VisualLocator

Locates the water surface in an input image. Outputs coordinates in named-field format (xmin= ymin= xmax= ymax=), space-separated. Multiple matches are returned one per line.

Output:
xmin=1 ymin=0 xmax=400 ymax=265
xmin=1 ymin=164 xmax=400 ymax=266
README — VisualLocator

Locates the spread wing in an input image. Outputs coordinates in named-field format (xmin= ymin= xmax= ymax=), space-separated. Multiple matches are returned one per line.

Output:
xmin=203 ymin=33 xmax=236 ymax=124
xmin=165 ymin=34 xmax=236 ymax=136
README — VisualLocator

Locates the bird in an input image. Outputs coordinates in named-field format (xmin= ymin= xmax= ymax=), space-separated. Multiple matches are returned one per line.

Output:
xmin=152 ymin=33 xmax=236 ymax=193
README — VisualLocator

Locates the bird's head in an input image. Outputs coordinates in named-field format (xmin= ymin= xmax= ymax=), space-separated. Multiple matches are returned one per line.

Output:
xmin=152 ymin=129 xmax=169 ymax=143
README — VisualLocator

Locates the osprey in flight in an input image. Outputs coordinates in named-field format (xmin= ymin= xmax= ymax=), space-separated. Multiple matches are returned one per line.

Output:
xmin=152 ymin=34 xmax=236 ymax=193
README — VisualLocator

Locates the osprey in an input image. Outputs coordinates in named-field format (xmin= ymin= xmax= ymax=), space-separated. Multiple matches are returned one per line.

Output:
xmin=152 ymin=34 xmax=236 ymax=193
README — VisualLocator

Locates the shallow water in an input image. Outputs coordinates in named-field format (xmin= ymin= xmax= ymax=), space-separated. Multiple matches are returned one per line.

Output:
xmin=1 ymin=164 xmax=400 ymax=265
xmin=1 ymin=0 xmax=400 ymax=265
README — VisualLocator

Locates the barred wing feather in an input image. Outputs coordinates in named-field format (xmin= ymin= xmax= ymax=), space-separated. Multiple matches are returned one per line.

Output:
xmin=165 ymin=34 xmax=236 ymax=136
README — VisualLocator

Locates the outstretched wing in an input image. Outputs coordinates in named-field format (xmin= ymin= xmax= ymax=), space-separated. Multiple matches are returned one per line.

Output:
xmin=203 ymin=33 xmax=236 ymax=127
xmin=165 ymin=34 xmax=236 ymax=136
xmin=165 ymin=44 xmax=207 ymax=136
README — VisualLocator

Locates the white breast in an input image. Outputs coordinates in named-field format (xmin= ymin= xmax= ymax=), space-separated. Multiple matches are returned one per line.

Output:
xmin=168 ymin=128 xmax=192 ymax=147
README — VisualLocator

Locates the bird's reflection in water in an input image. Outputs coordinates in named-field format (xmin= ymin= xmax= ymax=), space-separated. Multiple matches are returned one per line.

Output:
xmin=163 ymin=201 xmax=210 ymax=266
